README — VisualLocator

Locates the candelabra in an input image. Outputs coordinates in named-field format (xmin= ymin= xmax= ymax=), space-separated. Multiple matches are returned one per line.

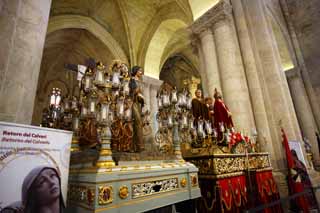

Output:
xmin=155 ymin=85 xmax=193 ymax=161
xmin=42 ymin=60 xmax=147 ymax=168
xmin=41 ymin=88 xmax=62 ymax=129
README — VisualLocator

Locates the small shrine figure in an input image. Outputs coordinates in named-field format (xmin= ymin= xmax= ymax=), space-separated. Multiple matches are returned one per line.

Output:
xmin=213 ymin=88 xmax=234 ymax=142
xmin=129 ymin=66 xmax=145 ymax=152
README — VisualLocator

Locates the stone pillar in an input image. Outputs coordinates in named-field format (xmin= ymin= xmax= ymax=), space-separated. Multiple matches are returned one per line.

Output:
xmin=243 ymin=0 xmax=302 ymax=159
xmin=231 ymin=0 xmax=276 ymax=164
xmin=211 ymin=0 xmax=255 ymax=134
xmin=286 ymin=68 xmax=320 ymax=165
xmin=194 ymin=41 xmax=209 ymax=97
xmin=143 ymin=75 xmax=163 ymax=137
xmin=279 ymin=0 xmax=320 ymax=132
xmin=191 ymin=17 xmax=222 ymax=97
xmin=0 ymin=0 xmax=52 ymax=124
xmin=198 ymin=30 xmax=222 ymax=95
xmin=242 ymin=0 xmax=304 ymax=197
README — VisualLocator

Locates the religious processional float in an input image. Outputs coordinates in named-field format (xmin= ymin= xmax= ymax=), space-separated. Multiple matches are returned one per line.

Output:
xmin=41 ymin=59 xmax=200 ymax=213
xmin=153 ymin=84 xmax=280 ymax=212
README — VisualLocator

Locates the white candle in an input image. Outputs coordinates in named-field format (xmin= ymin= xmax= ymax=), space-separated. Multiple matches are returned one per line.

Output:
xmin=90 ymin=101 xmax=95 ymax=113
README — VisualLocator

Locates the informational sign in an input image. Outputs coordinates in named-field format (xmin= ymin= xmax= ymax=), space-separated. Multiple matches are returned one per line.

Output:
xmin=289 ymin=140 xmax=307 ymax=166
xmin=0 ymin=122 xmax=72 ymax=210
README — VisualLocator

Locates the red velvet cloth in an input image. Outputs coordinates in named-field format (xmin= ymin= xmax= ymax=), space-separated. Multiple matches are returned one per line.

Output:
xmin=256 ymin=170 xmax=282 ymax=213
xmin=218 ymin=175 xmax=248 ymax=212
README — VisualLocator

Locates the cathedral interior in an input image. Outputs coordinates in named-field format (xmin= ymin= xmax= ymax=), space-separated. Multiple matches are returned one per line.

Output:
xmin=1 ymin=0 xmax=320 ymax=212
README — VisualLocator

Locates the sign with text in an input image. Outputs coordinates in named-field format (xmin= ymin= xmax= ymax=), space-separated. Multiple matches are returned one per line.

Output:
xmin=0 ymin=122 xmax=72 ymax=210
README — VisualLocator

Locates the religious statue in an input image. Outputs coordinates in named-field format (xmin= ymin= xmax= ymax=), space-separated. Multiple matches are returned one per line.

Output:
xmin=129 ymin=66 xmax=145 ymax=152
xmin=191 ymin=89 xmax=206 ymax=125
xmin=213 ymin=88 xmax=233 ymax=142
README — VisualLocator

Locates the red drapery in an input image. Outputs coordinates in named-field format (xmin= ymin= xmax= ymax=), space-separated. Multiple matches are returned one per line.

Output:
xmin=255 ymin=170 xmax=282 ymax=213
xmin=218 ymin=175 xmax=248 ymax=212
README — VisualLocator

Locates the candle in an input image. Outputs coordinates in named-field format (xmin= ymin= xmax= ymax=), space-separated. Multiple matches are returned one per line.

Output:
xmin=90 ymin=101 xmax=95 ymax=113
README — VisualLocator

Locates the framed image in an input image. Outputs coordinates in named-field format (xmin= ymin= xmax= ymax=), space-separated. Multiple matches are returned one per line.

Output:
xmin=288 ymin=140 xmax=307 ymax=166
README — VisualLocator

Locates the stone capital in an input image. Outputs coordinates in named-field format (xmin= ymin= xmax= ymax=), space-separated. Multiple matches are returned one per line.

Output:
xmin=143 ymin=75 xmax=163 ymax=90
xmin=189 ymin=0 xmax=233 ymax=35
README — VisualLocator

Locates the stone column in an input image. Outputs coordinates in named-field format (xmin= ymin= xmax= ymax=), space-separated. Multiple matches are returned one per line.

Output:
xmin=0 ymin=0 xmax=52 ymax=124
xmin=143 ymin=75 xmax=163 ymax=137
xmin=231 ymin=0 xmax=276 ymax=163
xmin=211 ymin=0 xmax=255 ymax=134
xmin=191 ymin=18 xmax=222 ymax=97
xmin=243 ymin=0 xmax=302 ymax=156
xmin=279 ymin=0 xmax=320 ymax=132
xmin=286 ymin=68 xmax=320 ymax=165
xmin=194 ymin=41 xmax=209 ymax=97
xmin=199 ymin=30 xmax=221 ymax=95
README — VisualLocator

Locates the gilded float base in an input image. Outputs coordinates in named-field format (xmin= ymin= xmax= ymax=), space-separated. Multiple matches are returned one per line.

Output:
xmin=66 ymin=160 xmax=200 ymax=213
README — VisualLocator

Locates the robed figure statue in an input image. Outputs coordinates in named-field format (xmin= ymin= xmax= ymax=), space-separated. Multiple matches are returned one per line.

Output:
xmin=213 ymin=88 xmax=234 ymax=142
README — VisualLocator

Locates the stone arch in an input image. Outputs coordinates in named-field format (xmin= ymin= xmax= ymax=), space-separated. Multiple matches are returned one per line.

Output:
xmin=143 ymin=19 xmax=187 ymax=79
xmin=47 ymin=15 xmax=128 ymax=63
xmin=188 ymin=0 xmax=220 ymax=20
xmin=136 ymin=2 xmax=192 ymax=71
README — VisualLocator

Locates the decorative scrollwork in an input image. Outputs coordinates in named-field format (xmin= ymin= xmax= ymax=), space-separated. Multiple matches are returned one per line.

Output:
xmin=132 ymin=178 xmax=178 ymax=198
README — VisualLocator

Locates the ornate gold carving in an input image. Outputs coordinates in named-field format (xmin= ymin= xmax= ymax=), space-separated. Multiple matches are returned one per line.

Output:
xmin=180 ymin=177 xmax=187 ymax=187
xmin=186 ymin=153 xmax=271 ymax=175
xmin=68 ymin=184 xmax=95 ymax=206
xmin=98 ymin=186 xmax=113 ymax=205
xmin=119 ymin=185 xmax=129 ymax=199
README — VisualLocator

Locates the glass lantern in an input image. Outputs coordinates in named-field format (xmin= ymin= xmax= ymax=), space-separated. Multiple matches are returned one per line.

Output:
xmin=186 ymin=95 xmax=192 ymax=110
xmin=117 ymin=97 xmax=125 ymax=118
xmin=55 ymin=89 xmax=62 ymax=108
xmin=100 ymin=102 xmax=109 ymax=122
xmin=197 ymin=120 xmax=205 ymax=138
xmin=167 ymin=114 xmax=173 ymax=128
xmin=112 ymin=71 xmax=121 ymax=88
xmin=81 ymin=105 xmax=88 ymax=118
xmin=84 ymin=73 xmax=92 ymax=91
xmin=88 ymin=95 xmax=97 ymax=115
xmin=162 ymin=93 xmax=170 ymax=108
xmin=63 ymin=97 xmax=70 ymax=112
xmin=157 ymin=95 xmax=163 ymax=109
xmin=123 ymin=80 xmax=130 ymax=96
xmin=181 ymin=113 xmax=188 ymax=129
xmin=205 ymin=120 xmax=212 ymax=135
xmin=94 ymin=62 xmax=105 ymax=86
xmin=171 ymin=89 xmax=178 ymax=104
xmin=72 ymin=115 xmax=80 ymax=132
xmin=71 ymin=96 xmax=78 ymax=111
xmin=177 ymin=93 xmax=184 ymax=107
xmin=49 ymin=88 xmax=57 ymax=106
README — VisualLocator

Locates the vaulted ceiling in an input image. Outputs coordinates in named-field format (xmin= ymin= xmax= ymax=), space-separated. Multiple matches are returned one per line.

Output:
xmin=287 ymin=0 xmax=320 ymax=88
